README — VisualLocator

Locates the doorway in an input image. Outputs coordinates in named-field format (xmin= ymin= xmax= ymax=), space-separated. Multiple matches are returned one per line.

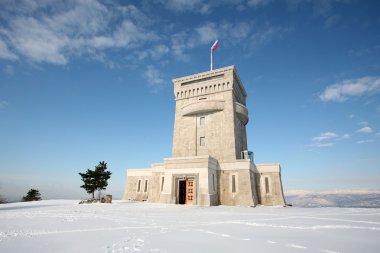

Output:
xmin=178 ymin=180 xmax=186 ymax=204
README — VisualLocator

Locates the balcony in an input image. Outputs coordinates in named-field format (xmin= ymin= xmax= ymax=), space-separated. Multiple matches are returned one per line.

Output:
xmin=235 ymin=102 xmax=249 ymax=125
xmin=181 ymin=100 xmax=225 ymax=116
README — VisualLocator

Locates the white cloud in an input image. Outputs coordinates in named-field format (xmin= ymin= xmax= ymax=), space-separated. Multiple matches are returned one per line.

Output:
xmin=156 ymin=0 xmax=277 ymax=14
xmin=308 ymin=131 xmax=340 ymax=149
xmin=247 ymin=0 xmax=272 ymax=7
xmin=319 ymin=76 xmax=380 ymax=102
xmin=194 ymin=21 xmax=252 ymax=46
xmin=158 ymin=0 xmax=272 ymax=13
xmin=250 ymin=26 xmax=277 ymax=46
xmin=0 ymin=1 xmax=287 ymax=70
xmin=357 ymin=140 xmax=374 ymax=144
xmin=170 ymin=21 xmax=255 ymax=59
xmin=170 ymin=32 xmax=193 ymax=60
xmin=316 ymin=142 xmax=334 ymax=147
xmin=143 ymin=65 xmax=165 ymax=91
xmin=0 ymin=39 xmax=18 ymax=60
xmin=359 ymin=121 xmax=369 ymax=126
xmin=6 ymin=16 xmax=69 ymax=64
xmin=307 ymin=142 xmax=334 ymax=148
xmin=189 ymin=21 xmax=285 ymax=56
xmin=220 ymin=22 xmax=251 ymax=42
xmin=196 ymin=23 xmax=219 ymax=44
xmin=137 ymin=44 xmax=170 ymax=60
xmin=357 ymin=126 xmax=373 ymax=134
xmin=158 ymin=0 xmax=210 ymax=14
xmin=375 ymin=132 xmax=380 ymax=137
xmin=249 ymin=26 xmax=291 ymax=50
xmin=0 ymin=1 xmax=157 ymax=65
xmin=311 ymin=132 xmax=338 ymax=142
xmin=341 ymin=134 xmax=351 ymax=140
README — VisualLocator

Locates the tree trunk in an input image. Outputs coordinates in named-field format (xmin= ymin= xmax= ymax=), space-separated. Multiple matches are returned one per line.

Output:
xmin=92 ymin=191 xmax=94 ymax=199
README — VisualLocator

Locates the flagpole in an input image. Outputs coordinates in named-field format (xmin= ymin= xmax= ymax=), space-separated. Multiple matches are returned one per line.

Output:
xmin=210 ymin=49 xmax=213 ymax=70
xmin=210 ymin=40 xmax=219 ymax=71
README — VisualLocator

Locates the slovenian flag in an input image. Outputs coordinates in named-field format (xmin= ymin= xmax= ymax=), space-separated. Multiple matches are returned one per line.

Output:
xmin=211 ymin=40 xmax=219 ymax=52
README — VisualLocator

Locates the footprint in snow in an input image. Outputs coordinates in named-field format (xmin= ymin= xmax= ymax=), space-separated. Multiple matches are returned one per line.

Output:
xmin=201 ymin=229 xmax=232 ymax=238
xmin=133 ymin=238 xmax=144 ymax=252
xmin=287 ymin=244 xmax=307 ymax=249
xmin=105 ymin=237 xmax=133 ymax=253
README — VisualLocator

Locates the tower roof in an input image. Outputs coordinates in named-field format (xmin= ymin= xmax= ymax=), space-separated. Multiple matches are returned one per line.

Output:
xmin=172 ymin=65 xmax=247 ymax=97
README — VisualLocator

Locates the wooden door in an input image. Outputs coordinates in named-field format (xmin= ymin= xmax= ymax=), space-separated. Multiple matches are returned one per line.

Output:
xmin=186 ymin=179 xmax=195 ymax=205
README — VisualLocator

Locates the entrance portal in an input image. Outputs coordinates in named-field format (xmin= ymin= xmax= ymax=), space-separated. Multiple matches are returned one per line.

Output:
xmin=178 ymin=180 xmax=186 ymax=204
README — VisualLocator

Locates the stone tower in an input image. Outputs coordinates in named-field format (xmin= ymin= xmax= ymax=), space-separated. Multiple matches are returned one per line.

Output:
xmin=172 ymin=66 xmax=249 ymax=162
xmin=123 ymin=66 xmax=286 ymax=207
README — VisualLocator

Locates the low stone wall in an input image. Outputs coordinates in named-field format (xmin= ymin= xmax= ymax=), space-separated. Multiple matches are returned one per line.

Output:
xmin=218 ymin=169 xmax=256 ymax=206
xmin=123 ymin=169 xmax=152 ymax=201
xmin=256 ymin=164 xmax=286 ymax=206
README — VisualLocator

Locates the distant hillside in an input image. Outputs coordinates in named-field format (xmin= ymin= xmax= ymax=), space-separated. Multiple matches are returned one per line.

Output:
xmin=285 ymin=189 xmax=380 ymax=208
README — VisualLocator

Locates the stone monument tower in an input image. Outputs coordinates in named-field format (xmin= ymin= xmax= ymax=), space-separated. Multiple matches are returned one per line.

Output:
xmin=123 ymin=66 xmax=285 ymax=206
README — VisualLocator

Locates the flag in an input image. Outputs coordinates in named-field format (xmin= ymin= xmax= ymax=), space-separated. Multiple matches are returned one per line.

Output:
xmin=211 ymin=40 xmax=219 ymax=52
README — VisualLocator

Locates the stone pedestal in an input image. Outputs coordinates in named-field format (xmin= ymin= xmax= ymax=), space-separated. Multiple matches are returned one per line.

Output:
xmin=105 ymin=195 xmax=112 ymax=203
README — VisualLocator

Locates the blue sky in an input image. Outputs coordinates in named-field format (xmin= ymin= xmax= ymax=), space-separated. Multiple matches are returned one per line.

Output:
xmin=0 ymin=0 xmax=379 ymax=201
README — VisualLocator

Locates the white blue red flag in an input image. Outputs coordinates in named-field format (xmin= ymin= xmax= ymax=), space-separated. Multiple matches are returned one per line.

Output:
xmin=211 ymin=40 xmax=219 ymax=52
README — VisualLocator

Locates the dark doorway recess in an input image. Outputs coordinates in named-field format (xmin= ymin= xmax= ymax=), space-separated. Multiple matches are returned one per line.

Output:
xmin=179 ymin=180 xmax=186 ymax=204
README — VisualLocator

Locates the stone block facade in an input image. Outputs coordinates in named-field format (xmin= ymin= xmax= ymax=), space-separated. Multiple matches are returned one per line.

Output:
xmin=123 ymin=66 xmax=286 ymax=207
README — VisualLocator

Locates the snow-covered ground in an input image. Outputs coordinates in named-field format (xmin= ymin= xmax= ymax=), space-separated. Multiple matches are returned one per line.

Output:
xmin=1 ymin=200 xmax=379 ymax=253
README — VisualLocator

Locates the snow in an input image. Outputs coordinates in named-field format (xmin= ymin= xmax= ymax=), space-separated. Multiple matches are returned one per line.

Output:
xmin=1 ymin=200 xmax=379 ymax=252
xmin=285 ymin=190 xmax=380 ymax=208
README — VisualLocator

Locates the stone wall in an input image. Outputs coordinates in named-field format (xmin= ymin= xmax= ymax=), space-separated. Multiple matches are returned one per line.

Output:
xmin=218 ymin=160 xmax=257 ymax=206
xmin=256 ymin=164 xmax=286 ymax=206
xmin=122 ymin=169 xmax=151 ymax=201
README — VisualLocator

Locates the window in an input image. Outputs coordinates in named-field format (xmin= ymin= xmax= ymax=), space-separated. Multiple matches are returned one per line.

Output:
xmin=200 ymin=136 xmax=205 ymax=146
xmin=200 ymin=116 xmax=205 ymax=126
xmin=144 ymin=180 xmax=148 ymax=192
xmin=137 ymin=180 xmax=141 ymax=192
xmin=212 ymin=174 xmax=215 ymax=191
xmin=232 ymin=175 xmax=236 ymax=193
xmin=161 ymin=177 xmax=165 ymax=192
xmin=265 ymin=177 xmax=270 ymax=194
